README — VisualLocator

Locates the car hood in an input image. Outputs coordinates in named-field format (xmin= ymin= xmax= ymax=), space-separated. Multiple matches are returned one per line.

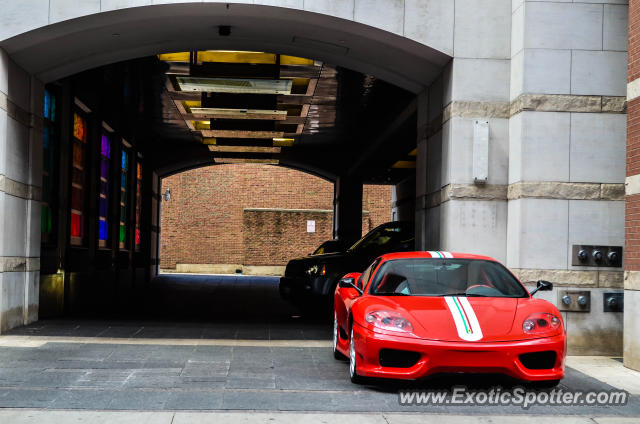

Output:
xmin=355 ymin=296 xmax=530 ymax=342
xmin=284 ymin=251 xmax=353 ymax=276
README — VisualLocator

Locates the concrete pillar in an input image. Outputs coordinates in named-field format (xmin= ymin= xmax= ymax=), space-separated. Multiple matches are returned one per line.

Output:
xmin=391 ymin=176 xmax=415 ymax=223
xmin=418 ymin=0 xmax=511 ymax=260
xmin=333 ymin=176 xmax=363 ymax=246
xmin=0 ymin=47 xmax=43 ymax=333
xmin=150 ymin=171 xmax=160 ymax=280
xmin=508 ymin=1 xmax=626 ymax=356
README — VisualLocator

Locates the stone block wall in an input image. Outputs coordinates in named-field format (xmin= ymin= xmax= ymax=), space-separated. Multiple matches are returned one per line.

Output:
xmin=416 ymin=0 xmax=628 ymax=356
xmin=0 ymin=47 xmax=42 ymax=332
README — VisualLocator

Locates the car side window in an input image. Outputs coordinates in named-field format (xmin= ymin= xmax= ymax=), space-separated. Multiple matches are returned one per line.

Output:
xmin=360 ymin=258 xmax=382 ymax=289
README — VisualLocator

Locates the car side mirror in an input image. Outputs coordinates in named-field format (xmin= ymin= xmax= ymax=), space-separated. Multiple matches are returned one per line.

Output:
xmin=530 ymin=280 xmax=553 ymax=296
xmin=339 ymin=277 xmax=363 ymax=295
xmin=338 ymin=277 xmax=354 ymax=288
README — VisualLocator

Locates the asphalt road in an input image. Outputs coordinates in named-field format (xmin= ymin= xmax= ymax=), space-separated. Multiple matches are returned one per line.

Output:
xmin=0 ymin=274 xmax=639 ymax=416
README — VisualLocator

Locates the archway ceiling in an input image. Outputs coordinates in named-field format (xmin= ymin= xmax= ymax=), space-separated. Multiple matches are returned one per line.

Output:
xmin=144 ymin=51 xmax=418 ymax=183
xmin=2 ymin=3 xmax=449 ymax=182
xmin=1 ymin=3 xmax=449 ymax=91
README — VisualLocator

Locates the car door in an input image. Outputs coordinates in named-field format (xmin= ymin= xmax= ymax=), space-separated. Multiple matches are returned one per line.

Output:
xmin=336 ymin=258 xmax=381 ymax=333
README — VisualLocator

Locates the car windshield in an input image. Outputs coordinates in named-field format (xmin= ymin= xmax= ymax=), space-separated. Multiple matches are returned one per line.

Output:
xmin=313 ymin=241 xmax=340 ymax=255
xmin=348 ymin=225 xmax=410 ymax=252
xmin=369 ymin=258 xmax=528 ymax=298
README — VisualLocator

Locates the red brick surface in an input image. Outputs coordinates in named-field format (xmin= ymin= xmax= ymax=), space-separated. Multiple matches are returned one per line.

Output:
xmin=160 ymin=164 xmax=392 ymax=268
xmin=629 ymin=0 xmax=640 ymax=82
xmin=626 ymin=193 xmax=640 ymax=271
xmin=243 ymin=209 xmax=334 ymax=266
xmin=629 ymin=1 xmax=640 ymax=271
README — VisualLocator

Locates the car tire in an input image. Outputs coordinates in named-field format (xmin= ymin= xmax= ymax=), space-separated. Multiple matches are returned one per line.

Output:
xmin=349 ymin=327 xmax=365 ymax=384
xmin=333 ymin=312 xmax=346 ymax=359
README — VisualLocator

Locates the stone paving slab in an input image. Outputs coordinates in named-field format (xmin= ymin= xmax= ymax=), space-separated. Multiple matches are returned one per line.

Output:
xmin=0 ymin=339 xmax=639 ymax=415
xmin=0 ymin=410 xmax=636 ymax=424
xmin=0 ymin=276 xmax=638 ymax=418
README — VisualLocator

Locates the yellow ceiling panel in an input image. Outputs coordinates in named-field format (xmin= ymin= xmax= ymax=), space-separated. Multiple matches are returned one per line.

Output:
xmin=280 ymin=55 xmax=314 ymax=65
xmin=272 ymin=138 xmax=295 ymax=147
xmin=158 ymin=52 xmax=190 ymax=62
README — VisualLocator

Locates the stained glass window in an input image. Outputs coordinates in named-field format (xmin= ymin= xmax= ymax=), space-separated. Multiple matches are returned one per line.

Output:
xmin=70 ymin=112 xmax=87 ymax=246
xmin=41 ymin=89 xmax=58 ymax=244
xmin=135 ymin=161 xmax=142 ymax=252
xmin=98 ymin=134 xmax=111 ymax=248
xmin=120 ymin=149 xmax=130 ymax=249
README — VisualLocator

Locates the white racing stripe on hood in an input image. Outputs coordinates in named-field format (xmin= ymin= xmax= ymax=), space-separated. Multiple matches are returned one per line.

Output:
xmin=444 ymin=296 xmax=484 ymax=342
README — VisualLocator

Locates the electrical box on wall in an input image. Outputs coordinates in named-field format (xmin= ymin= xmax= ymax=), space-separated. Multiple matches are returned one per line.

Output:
xmin=473 ymin=120 xmax=488 ymax=184
xmin=603 ymin=292 xmax=624 ymax=312
xmin=557 ymin=290 xmax=591 ymax=312
xmin=571 ymin=245 xmax=622 ymax=267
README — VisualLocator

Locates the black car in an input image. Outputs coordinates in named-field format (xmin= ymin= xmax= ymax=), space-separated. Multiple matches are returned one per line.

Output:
xmin=311 ymin=239 xmax=348 ymax=255
xmin=279 ymin=221 xmax=415 ymax=310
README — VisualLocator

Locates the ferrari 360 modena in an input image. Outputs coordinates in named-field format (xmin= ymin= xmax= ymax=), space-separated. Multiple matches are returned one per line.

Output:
xmin=333 ymin=251 xmax=566 ymax=386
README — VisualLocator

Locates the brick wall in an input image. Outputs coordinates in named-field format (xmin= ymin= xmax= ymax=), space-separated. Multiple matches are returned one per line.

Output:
xmin=629 ymin=1 xmax=640 ymax=272
xmin=243 ymin=209 xmax=333 ymax=266
xmin=629 ymin=0 xmax=640 ymax=83
xmin=160 ymin=164 xmax=392 ymax=269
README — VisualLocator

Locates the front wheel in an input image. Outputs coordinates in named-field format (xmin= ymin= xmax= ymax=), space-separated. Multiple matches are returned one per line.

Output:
xmin=349 ymin=328 xmax=365 ymax=384
xmin=333 ymin=312 xmax=346 ymax=359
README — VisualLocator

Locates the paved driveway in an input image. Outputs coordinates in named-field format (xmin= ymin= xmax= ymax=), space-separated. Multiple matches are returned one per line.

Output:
xmin=0 ymin=274 xmax=638 ymax=417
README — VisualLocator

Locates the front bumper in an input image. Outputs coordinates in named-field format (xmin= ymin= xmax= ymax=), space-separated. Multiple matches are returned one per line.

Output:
xmin=351 ymin=323 xmax=566 ymax=382
xmin=279 ymin=276 xmax=309 ymax=302
xmin=279 ymin=275 xmax=331 ymax=304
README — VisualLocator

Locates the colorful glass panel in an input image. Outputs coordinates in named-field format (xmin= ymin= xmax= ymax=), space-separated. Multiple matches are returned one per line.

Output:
xmin=73 ymin=113 xmax=86 ymax=142
xmin=98 ymin=134 xmax=111 ymax=247
xmin=98 ymin=220 xmax=108 ymax=243
xmin=70 ymin=111 xmax=87 ymax=245
xmin=70 ymin=212 xmax=83 ymax=237
xmin=135 ymin=162 xmax=142 ymax=252
xmin=44 ymin=90 xmax=50 ymax=120
xmin=119 ymin=149 xmax=130 ymax=249
xmin=42 ymin=90 xmax=58 ymax=244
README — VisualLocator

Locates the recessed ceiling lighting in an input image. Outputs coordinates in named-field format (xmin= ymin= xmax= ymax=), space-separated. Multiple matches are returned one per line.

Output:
xmin=272 ymin=138 xmax=295 ymax=147
xmin=208 ymin=145 xmax=281 ymax=153
xmin=217 ymin=158 xmax=279 ymax=165
xmin=188 ymin=107 xmax=287 ymax=120
xmin=176 ymin=77 xmax=292 ymax=95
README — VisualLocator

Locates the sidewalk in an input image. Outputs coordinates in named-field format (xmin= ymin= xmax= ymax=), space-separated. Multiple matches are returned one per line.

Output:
xmin=565 ymin=356 xmax=640 ymax=395
xmin=0 ymin=411 xmax=637 ymax=424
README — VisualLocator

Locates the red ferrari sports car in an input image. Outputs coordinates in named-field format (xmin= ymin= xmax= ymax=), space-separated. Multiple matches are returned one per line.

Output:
xmin=333 ymin=251 xmax=566 ymax=386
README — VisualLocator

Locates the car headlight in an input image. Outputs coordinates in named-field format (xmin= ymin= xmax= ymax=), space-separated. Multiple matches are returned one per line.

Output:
xmin=522 ymin=313 xmax=561 ymax=335
xmin=305 ymin=265 xmax=318 ymax=276
xmin=365 ymin=310 xmax=414 ymax=333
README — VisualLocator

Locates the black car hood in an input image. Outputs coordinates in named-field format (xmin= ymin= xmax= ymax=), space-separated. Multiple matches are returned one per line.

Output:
xmin=284 ymin=251 xmax=354 ymax=277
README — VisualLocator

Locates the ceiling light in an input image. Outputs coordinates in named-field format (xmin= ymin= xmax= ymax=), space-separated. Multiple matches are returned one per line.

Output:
xmin=272 ymin=138 xmax=295 ymax=147
xmin=202 ymin=130 xmax=284 ymax=138
xmin=176 ymin=76 xmax=292 ymax=94
xmin=218 ymin=158 xmax=279 ymax=165
xmin=188 ymin=107 xmax=287 ymax=120
xmin=208 ymin=145 xmax=281 ymax=153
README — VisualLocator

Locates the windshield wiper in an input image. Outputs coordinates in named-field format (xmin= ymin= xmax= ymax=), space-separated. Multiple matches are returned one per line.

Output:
xmin=442 ymin=292 xmax=491 ymax=297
